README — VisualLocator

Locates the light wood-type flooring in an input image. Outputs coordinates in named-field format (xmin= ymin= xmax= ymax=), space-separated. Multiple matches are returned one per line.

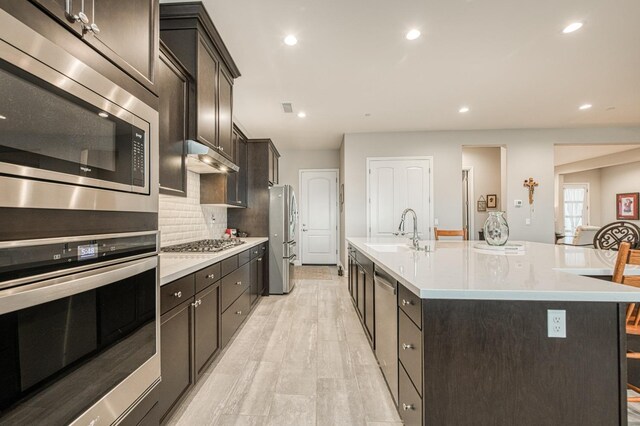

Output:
xmin=166 ymin=265 xmax=640 ymax=425
xmin=167 ymin=266 xmax=402 ymax=426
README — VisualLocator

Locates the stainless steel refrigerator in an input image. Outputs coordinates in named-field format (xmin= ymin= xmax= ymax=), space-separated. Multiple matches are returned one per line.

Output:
xmin=269 ymin=185 xmax=298 ymax=294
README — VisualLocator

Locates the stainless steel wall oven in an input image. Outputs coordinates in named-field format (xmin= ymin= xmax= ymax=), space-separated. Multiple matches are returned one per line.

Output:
xmin=0 ymin=231 xmax=160 ymax=426
xmin=0 ymin=6 xmax=161 ymax=425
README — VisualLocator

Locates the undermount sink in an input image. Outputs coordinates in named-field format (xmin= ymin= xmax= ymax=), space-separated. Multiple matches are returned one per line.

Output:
xmin=365 ymin=243 xmax=411 ymax=253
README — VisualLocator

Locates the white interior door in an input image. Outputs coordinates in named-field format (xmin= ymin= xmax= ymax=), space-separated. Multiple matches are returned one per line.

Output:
xmin=368 ymin=158 xmax=432 ymax=238
xmin=299 ymin=170 xmax=338 ymax=264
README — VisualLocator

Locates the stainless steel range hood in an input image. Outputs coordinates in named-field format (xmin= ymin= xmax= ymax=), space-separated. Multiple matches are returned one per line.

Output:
xmin=186 ymin=140 xmax=239 ymax=174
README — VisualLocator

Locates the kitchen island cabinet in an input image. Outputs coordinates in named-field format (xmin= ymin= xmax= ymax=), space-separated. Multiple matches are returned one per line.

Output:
xmin=347 ymin=237 xmax=640 ymax=426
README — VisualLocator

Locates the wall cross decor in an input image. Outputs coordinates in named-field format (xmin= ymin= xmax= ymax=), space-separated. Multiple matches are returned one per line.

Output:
xmin=523 ymin=177 xmax=539 ymax=205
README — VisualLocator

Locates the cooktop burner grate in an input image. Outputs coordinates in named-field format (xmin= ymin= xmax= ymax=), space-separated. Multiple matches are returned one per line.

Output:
xmin=161 ymin=239 xmax=245 ymax=253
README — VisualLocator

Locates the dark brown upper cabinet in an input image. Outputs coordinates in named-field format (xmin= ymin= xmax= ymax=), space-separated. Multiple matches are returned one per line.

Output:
xmin=159 ymin=42 xmax=189 ymax=197
xmin=160 ymin=2 xmax=241 ymax=162
xmin=28 ymin=0 xmax=159 ymax=96
xmin=218 ymin=69 xmax=234 ymax=157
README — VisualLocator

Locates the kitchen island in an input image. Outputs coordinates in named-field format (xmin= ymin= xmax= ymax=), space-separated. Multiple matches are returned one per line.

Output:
xmin=347 ymin=237 xmax=640 ymax=426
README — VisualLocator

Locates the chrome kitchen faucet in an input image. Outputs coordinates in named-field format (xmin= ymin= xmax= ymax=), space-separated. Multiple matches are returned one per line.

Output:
xmin=396 ymin=208 xmax=420 ymax=250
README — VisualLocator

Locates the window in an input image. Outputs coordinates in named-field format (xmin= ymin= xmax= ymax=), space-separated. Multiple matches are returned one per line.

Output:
xmin=563 ymin=184 xmax=589 ymax=235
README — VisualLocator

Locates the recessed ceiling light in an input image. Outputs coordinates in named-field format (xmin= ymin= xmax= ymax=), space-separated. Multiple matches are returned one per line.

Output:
xmin=297 ymin=111 xmax=306 ymax=118
xmin=0 ymin=114 xmax=6 ymax=120
xmin=284 ymin=35 xmax=298 ymax=46
xmin=458 ymin=106 xmax=470 ymax=113
xmin=406 ymin=29 xmax=421 ymax=41
xmin=579 ymin=103 xmax=592 ymax=110
xmin=98 ymin=111 xmax=109 ymax=118
xmin=562 ymin=22 xmax=583 ymax=34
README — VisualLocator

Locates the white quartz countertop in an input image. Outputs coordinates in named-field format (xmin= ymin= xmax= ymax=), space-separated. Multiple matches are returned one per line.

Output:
xmin=160 ymin=238 xmax=268 ymax=286
xmin=347 ymin=237 xmax=640 ymax=302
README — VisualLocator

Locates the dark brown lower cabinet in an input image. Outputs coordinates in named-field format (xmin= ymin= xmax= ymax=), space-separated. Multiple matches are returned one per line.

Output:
xmin=250 ymin=258 xmax=259 ymax=305
xmin=357 ymin=266 xmax=365 ymax=320
xmin=257 ymin=254 xmax=265 ymax=295
xmin=221 ymin=289 xmax=250 ymax=347
xmin=159 ymin=300 xmax=193 ymax=423
xmin=398 ymin=362 xmax=422 ymax=426
xmin=159 ymin=246 xmax=265 ymax=423
xmin=194 ymin=284 xmax=219 ymax=378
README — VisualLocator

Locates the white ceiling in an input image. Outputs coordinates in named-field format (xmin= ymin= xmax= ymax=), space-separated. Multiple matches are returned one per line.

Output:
xmin=554 ymin=144 xmax=640 ymax=166
xmin=169 ymin=0 xmax=640 ymax=150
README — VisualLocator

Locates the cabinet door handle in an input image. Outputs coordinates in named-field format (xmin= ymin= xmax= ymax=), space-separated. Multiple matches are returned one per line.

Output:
xmin=173 ymin=291 xmax=182 ymax=298
xmin=192 ymin=299 xmax=202 ymax=308
xmin=258 ymin=258 xmax=262 ymax=262
xmin=402 ymin=343 xmax=414 ymax=350
xmin=402 ymin=403 xmax=414 ymax=411
xmin=207 ymin=273 xmax=216 ymax=279
xmin=235 ymin=281 xmax=242 ymax=285
xmin=236 ymin=310 xmax=242 ymax=315
xmin=88 ymin=22 xmax=100 ymax=34
xmin=402 ymin=299 xmax=413 ymax=306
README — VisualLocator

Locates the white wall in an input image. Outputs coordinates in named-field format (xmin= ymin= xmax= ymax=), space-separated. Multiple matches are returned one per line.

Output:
xmin=159 ymin=172 xmax=228 ymax=247
xmin=341 ymin=126 xmax=640 ymax=266
xmin=462 ymin=147 xmax=502 ymax=238
xmin=278 ymin=149 xmax=340 ymax=197
xmin=601 ymin=161 xmax=640 ymax=226
xmin=561 ymin=169 xmax=602 ymax=226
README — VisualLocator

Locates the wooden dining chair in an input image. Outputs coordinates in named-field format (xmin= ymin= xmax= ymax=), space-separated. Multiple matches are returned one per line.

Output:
xmin=434 ymin=227 xmax=468 ymax=240
xmin=613 ymin=242 xmax=640 ymax=402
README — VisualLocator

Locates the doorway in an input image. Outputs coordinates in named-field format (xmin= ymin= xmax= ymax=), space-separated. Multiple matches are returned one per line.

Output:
xmin=367 ymin=157 xmax=433 ymax=239
xmin=298 ymin=169 xmax=338 ymax=265
xmin=462 ymin=168 xmax=474 ymax=240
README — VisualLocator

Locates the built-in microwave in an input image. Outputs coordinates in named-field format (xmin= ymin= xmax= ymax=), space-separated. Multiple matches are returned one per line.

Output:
xmin=0 ymin=8 xmax=158 ymax=214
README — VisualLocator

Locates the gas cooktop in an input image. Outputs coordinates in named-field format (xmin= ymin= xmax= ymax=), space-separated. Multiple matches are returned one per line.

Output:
xmin=161 ymin=239 xmax=245 ymax=253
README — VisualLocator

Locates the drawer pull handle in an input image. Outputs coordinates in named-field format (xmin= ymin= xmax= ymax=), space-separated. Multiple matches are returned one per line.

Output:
xmin=402 ymin=299 xmax=413 ymax=306
xmin=402 ymin=343 xmax=414 ymax=350
xmin=173 ymin=291 xmax=182 ymax=298
xmin=402 ymin=403 xmax=414 ymax=411
xmin=258 ymin=258 xmax=262 ymax=262
xmin=207 ymin=274 xmax=216 ymax=279
xmin=253 ymin=251 xmax=258 ymax=254
xmin=236 ymin=281 xmax=242 ymax=285
xmin=236 ymin=310 xmax=242 ymax=315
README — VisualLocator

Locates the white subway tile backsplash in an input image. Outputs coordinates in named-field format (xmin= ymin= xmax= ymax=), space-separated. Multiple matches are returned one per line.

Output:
xmin=159 ymin=171 xmax=228 ymax=247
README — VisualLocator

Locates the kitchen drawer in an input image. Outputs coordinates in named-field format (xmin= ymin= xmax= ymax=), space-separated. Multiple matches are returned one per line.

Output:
xmin=221 ymin=255 xmax=238 ymax=277
xmin=221 ymin=288 xmax=250 ymax=347
xmin=399 ymin=362 xmax=423 ymax=426
xmin=398 ymin=284 xmax=422 ymax=329
xmin=161 ymin=274 xmax=195 ymax=315
xmin=221 ymin=262 xmax=250 ymax=312
xmin=195 ymin=263 xmax=221 ymax=293
xmin=250 ymin=245 xmax=261 ymax=260
xmin=399 ymin=309 xmax=422 ymax=396
xmin=238 ymin=248 xmax=252 ymax=266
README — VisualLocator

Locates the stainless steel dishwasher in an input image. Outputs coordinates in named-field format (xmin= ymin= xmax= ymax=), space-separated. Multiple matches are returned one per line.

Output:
xmin=374 ymin=266 xmax=398 ymax=404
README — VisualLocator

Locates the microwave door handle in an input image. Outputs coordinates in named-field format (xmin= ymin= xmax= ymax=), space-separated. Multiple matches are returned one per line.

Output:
xmin=0 ymin=256 xmax=157 ymax=316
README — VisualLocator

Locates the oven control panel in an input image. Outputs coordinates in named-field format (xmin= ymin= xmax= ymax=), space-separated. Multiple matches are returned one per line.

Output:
xmin=132 ymin=127 xmax=145 ymax=187
xmin=0 ymin=233 xmax=157 ymax=286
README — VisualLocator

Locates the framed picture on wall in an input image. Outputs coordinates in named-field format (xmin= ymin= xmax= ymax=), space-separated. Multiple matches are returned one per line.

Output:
xmin=477 ymin=196 xmax=487 ymax=212
xmin=487 ymin=194 xmax=498 ymax=209
xmin=617 ymin=192 xmax=639 ymax=220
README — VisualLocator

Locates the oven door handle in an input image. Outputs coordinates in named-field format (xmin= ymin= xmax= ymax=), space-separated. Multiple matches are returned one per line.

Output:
xmin=0 ymin=256 xmax=157 ymax=315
